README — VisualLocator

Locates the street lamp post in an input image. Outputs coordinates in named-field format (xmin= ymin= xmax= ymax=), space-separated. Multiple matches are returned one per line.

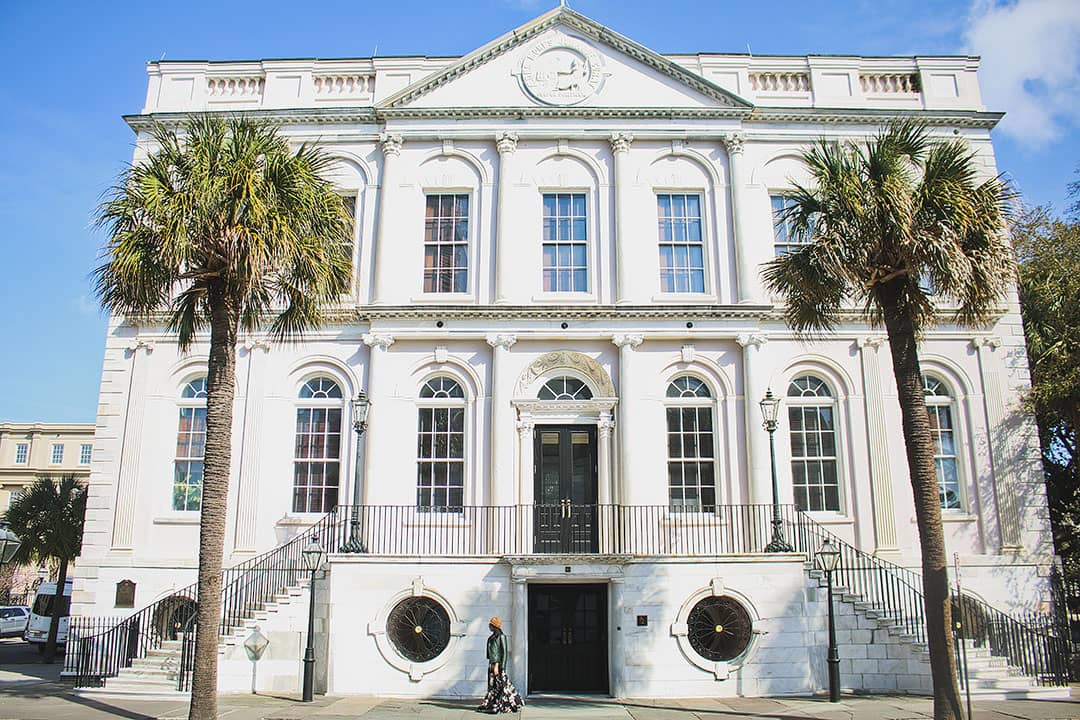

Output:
xmin=815 ymin=539 xmax=842 ymax=702
xmin=301 ymin=538 xmax=326 ymax=702
xmin=340 ymin=391 xmax=371 ymax=553
xmin=759 ymin=389 xmax=793 ymax=552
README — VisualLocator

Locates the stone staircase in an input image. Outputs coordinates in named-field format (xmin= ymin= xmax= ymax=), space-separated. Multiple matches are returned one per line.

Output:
xmin=75 ymin=581 xmax=310 ymax=699
xmin=806 ymin=565 xmax=1071 ymax=700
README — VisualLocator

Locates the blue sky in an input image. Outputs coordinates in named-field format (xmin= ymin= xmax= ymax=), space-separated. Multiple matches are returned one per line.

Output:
xmin=1 ymin=0 xmax=1078 ymax=423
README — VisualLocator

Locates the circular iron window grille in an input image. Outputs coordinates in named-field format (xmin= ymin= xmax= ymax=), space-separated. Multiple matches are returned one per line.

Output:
xmin=386 ymin=597 xmax=451 ymax=663
xmin=686 ymin=596 xmax=753 ymax=662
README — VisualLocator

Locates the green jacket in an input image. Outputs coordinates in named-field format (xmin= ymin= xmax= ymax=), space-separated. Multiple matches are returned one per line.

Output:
xmin=487 ymin=631 xmax=508 ymax=667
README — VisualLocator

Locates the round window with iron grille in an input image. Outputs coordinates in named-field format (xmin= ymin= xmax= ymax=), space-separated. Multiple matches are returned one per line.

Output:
xmin=686 ymin=596 xmax=753 ymax=662
xmin=386 ymin=597 xmax=451 ymax=663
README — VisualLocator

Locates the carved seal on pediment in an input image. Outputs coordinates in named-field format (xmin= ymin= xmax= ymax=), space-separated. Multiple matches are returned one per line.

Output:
xmin=519 ymin=32 xmax=605 ymax=106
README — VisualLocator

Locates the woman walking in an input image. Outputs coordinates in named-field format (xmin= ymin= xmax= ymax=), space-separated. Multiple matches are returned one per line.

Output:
xmin=477 ymin=617 xmax=523 ymax=714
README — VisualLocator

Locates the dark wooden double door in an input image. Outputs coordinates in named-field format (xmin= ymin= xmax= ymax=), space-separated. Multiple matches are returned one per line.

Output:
xmin=528 ymin=584 xmax=608 ymax=693
xmin=534 ymin=425 xmax=598 ymax=554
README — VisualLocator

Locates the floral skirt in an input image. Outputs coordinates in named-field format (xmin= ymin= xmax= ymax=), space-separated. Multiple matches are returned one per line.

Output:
xmin=477 ymin=666 xmax=524 ymax=714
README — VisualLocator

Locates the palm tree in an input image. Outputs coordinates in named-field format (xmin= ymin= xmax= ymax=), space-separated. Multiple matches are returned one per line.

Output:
xmin=94 ymin=115 xmax=352 ymax=720
xmin=3 ymin=476 xmax=87 ymax=663
xmin=762 ymin=120 xmax=1014 ymax=720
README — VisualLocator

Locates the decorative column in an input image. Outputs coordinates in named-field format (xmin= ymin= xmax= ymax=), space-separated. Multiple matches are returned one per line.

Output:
xmin=233 ymin=339 xmax=270 ymax=552
xmin=361 ymin=333 xmax=394 ymax=505
xmin=371 ymin=133 xmax=403 ymax=305
xmin=973 ymin=336 xmax=1022 ymax=550
xmin=112 ymin=340 xmax=154 ymax=549
xmin=516 ymin=416 xmax=535 ymax=552
xmin=722 ymin=133 xmax=758 ymax=304
xmin=856 ymin=336 xmax=898 ymax=551
xmin=486 ymin=334 xmax=517 ymax=506
xmin=494 ymin=132 xmax=518 ymax=304
xmin=736 ymin=333 xmax=771 ymax=506
xmin=612 ymin=334 xmax=644 ymax=504
xmin=597 ymin=412 xmax=615 ymax=554
xmin=609 ymin=577 xmax=626 ymax=698
xmin=610 ymin=133 xmax=634 ymax=304
xmin=510 ymin=575 xmax=528 ymax=683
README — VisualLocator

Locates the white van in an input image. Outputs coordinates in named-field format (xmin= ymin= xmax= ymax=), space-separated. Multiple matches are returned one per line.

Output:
xmin=24 ymin=579 xmax=72 ymax=651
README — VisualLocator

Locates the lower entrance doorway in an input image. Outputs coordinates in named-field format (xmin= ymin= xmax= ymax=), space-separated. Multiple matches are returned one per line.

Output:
xmin=527 ymin=583 xmax=609 ymax=694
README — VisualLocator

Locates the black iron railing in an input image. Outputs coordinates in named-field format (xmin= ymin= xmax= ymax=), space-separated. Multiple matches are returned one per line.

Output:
xmin=64 ymin=502 xmax=1070 ymax=691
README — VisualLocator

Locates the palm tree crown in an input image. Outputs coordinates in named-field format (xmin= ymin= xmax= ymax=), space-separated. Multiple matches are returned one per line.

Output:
xmin=763 ymin=120 xmax=1015 ymax=334
xmin=3 ymin=475 xmax=86 ymax=568
xmin=94 ymin=114 xmax=353 ymax=344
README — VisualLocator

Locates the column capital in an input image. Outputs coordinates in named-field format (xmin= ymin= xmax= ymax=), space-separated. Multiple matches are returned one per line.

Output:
xmin=242 ymin=338 xmax=271 ymax=353
xmin=378 ymin=132 xmax=403 ymax=157
xmin=597 ymin=417 xmax=616 ymax=437
xmin=125 ymin=339 xmax=154 ymax=355
xmin=735 ymin=332 xmax=768 ymax=349
xmin=496 ymin=131 xmax=519 ymax=155
xmin=486 ymin=333 xmax=518 ymax=351
xmin=609 ymin=132 xmax=634 ymax=155
xmin=972 ymin=335 xmax=1002 ymax=350
xmin=612 ymin=333 xmax=644 ymax=350
xmin=856 ymin=336 xmax=886 ymax=350
xmin=362 ymin=333 xmax=395 ymax=351
xmin=516 ymin=417 xmax=535 ymax=434
xmin=721 ymin=132 xmax=745 ymax=155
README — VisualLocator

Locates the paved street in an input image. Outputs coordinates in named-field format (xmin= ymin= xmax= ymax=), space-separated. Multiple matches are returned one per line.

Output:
xmin=2 ymin=638 xmax=1078 ymax=720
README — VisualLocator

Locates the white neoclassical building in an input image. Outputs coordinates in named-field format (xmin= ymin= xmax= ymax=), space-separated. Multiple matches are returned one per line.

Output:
xmin=69 ymin=6 xmax=1063 ymax=701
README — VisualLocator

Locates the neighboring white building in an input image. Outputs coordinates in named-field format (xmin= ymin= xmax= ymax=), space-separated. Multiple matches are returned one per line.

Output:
xmin=70 ymin=7 xmax=1059 ymax=700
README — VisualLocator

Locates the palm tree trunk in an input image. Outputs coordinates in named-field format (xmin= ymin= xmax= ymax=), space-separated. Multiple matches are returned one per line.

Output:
xmin=879 ymin=282 xmax=963 ymax=720
xmin=43 ymin=557 xmax=68 ymax=664
xmin=189 ymin=287 xmax=239 ymax=720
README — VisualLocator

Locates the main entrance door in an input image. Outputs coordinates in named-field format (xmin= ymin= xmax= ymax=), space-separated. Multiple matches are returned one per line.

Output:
xmin=528 ymin=584 xmax=609 ymax=693
xmin=533 ymin=426 xmax=598 ymax=554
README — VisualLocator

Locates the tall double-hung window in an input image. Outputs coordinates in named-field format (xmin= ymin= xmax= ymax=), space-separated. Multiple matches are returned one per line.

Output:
xmin=292 ymin=378 xmax=343 ymax=514
xmin=657 ymin=194 xmax=705 ymax=293
xmin=665 ymin=377 xmax=717 ymax=512
xmin=924 ymin=376 xmax=962 ymax=509
xmin=423 ymin=194 xmax=469 ymax=293
xmin=787 ymin=375 xmax=840 ymax=512
xmin=417 ymin=377 xmax=466 ymax=511
xmin=174 ymin=377 xmax=207 ymax=511
xmin=542 ymin=193 xmax=588 ymax=292
xmin=771 ymin=195 xmax=809 ymax=256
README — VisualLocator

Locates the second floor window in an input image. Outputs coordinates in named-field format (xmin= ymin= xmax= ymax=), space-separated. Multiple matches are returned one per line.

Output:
xmin=772 ymin=194 xmax=809 ymax=256
xmin=14 ymin=443 xmax=28 ymax=465
xmin=174 ymin=377 xmax=207 ymax=511
xmin=924 ymin=376 xmax=962 ymax=509
xmin=80 ymin=444 xmax=92 ymax=465
xmin=423 ymin=194 xmax=469 ymax=293
xmin=50 ymin=444 xmax=63 ymax=465
xmin=788 ymin=375 xmax=840 ymax=512
xmin=293 ymin=377 xmax=343 ymax=514
xmin=666 ymin=376 xmax=716 ymax=512
xmin=542 ymin=193 xmax=588 ymax=292
xmin=417 ymin=377 xmax=466 ymax=512
xmin=657 ymin=194 xmax=705 ymax=293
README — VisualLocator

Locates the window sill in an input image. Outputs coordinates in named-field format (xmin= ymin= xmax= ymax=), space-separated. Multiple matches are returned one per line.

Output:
xmin=153 ymin=514 xmax=200 ymax=525
xmin=530 ymin=293 xmax=596 ymax=303
xmin=409 ymin=294 xmax=475 ymax=304
xmin=803 ymin=512 xmax=853 ymax=525
xmin=941 ymin=513 xmax=977 ymax=523
xmin=651 ymin=293 xmax=717 ymax=303
xmin=276 ymin=514 xmax=326 ymax=527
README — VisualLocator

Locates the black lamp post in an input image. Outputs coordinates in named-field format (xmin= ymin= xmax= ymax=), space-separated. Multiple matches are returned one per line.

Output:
xmin=0 ymin=523 xmax=21 ymax=566
xmin=815 ymin=538 xmax=842 ymax=702
xmin=340 ymin=391 xmax=371 ymax=553
xmin=301 ymin=537 xmax=326 ymax=702
xmin=759 ymin=389 xmax=793 ymax=552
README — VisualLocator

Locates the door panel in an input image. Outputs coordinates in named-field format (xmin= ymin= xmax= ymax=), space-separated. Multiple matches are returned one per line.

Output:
xmin=533 ymin=426 xmax=597 ymax=553
xmin=528 ymin=584 xmax=608 ymax=693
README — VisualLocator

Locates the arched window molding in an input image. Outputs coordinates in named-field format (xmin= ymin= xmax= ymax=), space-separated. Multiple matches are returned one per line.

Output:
xmin=416 ymin=376 xmax=467 ymax=512
xmin=173 ymin=376 xmax=207 ymax=512
xmin=292 ymin=376 xmax=344 ymax=514
xmin=665 ymin=375 xmax=718 ymax=512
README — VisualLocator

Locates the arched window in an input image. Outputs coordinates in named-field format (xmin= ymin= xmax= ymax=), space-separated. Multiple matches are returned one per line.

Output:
xmin=924 ymin=376 xmax=961 ymax=509
xmin=787 ymin=375 xmax=839 ymax=512
xmin=173 ymin=377 xmax=207 ymax=512
xmin=538 ymin=377 xmax=593 ymax=400
xmin=666 ymin=376 xmax=716 ymax=512
xmin=417 ymin=377 xmax=466 ymax=511
xmin=292 ymin=377 xmax=343 ymax=514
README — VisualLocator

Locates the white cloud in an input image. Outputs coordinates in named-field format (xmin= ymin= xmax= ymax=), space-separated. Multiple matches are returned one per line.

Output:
xmin=965 ymin=0 xmax=1080 ymax=147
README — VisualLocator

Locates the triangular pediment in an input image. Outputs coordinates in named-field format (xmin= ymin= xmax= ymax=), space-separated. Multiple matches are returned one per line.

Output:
xmin=378 ymin=8 xmax=752 ymax=113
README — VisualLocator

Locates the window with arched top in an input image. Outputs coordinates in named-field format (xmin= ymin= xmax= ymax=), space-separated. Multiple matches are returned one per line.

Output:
xmin=417 ymin=377 xmax=466 ymax=511
xmin=666 ymin=376 xmax=716 ymax=511
xmin=174 ymin=376 xmax=208 ymax=511
xmin=292 ymin=377 xmax=344 ymax=513
xmin=538 ymin=377 xmax=593 ymax=400
xmin=787 ymin=375 xmax=840 ymax=512
xmin=924 ymin=375 xmax=961 ymax=509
